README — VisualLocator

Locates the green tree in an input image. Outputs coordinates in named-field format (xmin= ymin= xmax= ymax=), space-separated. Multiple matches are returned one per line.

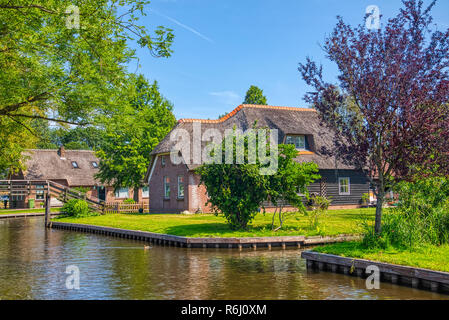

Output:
xmin=243 ymin=85 xmax=268 ymax=105
xmin=0 ymin=117 xmax=37 ymax=175
xmin=31 ymin=118 xmax=59 ymax=149
xmin=95 ymin=74 xmax=176 ymax=189
xmin=52 ymin=126 xmax=106 ymax=150
xmin=196 ymin=127 xmax=270 ymax=230
xmin=0 ymin=0 xmax=174 ymax=172
xmin=268 ymin=144 xmax=320 ymax=230
xmin=197 ymin=127 xmax=319 ymax=230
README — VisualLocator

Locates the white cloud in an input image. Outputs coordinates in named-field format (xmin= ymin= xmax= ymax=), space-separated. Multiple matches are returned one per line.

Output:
xmin=209 ymin=91 xmax=241 ymax=105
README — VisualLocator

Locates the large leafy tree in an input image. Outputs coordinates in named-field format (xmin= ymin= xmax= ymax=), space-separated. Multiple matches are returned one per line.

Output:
xmin=196 ymin=127 xmax=271 ymax=230
xmin=0 ymin=0 xmax=174 ymax=173
xmin=299 ymin=0 xmax=449 ymax=233
xmin=243 ymin=85 xmax=268 ymax=105
xmin=95 ymin=74 xmax=176 ymax=189
xmin=51 ymin=126 xmax=105 ymax=150
xmin=197 ymin=129 xmax=319 ymax=230
xmin=0 ymin=117 xmax=37 ymax=177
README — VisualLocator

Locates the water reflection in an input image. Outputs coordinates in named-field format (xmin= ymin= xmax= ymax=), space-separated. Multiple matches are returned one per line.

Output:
xmin=0 ymin=217 xmax=447 ymax=300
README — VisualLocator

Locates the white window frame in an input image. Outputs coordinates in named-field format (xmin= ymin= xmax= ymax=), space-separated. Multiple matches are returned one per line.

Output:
xmin=177 ymin=176 xmax=184 ymax=199
xmin=338 ymin=177 xmax=351 ymax=195
xmin=285 ymin=135 xmax=306 ymax=150
xmin=142 ymin=186 xmax=149 ymax=198
xmin=114 ymin=187 xmax=129 ymax=199
xmin=35 ymin=185 xmax=45 ymax=200
xmin=163 ymin=176 xmax=170 ymax=199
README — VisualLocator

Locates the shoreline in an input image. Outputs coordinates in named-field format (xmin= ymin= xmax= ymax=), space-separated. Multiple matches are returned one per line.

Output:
xmin=50 ymin=221 xmax=360 ymax=250
xmin=302 ymin=250 xmax=449 ymax=295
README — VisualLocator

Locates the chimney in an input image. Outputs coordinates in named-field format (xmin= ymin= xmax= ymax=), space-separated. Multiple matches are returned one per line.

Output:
xmin=58 ymin=146 xmax=66 ymax=158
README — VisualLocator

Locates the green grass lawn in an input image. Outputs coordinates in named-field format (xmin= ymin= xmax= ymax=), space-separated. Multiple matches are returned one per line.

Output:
xmin=313 ymin=241 xmax=449 ymax=272
xmin=0 ymin=208 xmax=60 ymax=215
xmin=54 ymin=208 xmax=375 ymax=238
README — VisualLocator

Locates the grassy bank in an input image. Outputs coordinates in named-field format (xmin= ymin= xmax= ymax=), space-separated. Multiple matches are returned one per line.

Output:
xmin=55 ymin=208 xmax=375 ymax=238
xmin=0 ymin=208 xmax=60 ymax=215
xmin=313 ymin=241 xmax=449 ymax=272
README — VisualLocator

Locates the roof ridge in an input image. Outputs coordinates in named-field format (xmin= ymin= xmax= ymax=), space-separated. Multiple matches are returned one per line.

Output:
xmin=178 ymin=104 xmax=316 ymax=124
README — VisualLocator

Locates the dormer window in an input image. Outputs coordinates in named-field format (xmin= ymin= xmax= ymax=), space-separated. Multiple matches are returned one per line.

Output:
xmin=286 ymin=135 xmax=306 ymax=150
xmin=91 ymin=161 xmax=98 ymax=168
xmin=71 ymin=161 xmax=79 ymax=168
xmin=161 ymin=156 xmax=166 ymax=167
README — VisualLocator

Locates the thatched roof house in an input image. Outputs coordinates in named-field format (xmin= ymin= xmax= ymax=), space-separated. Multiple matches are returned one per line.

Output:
xmin=18 ymin=147 xmax=101 ymax=186
xmin=9 ymin=147 xmax=149 ymax=208
xmin=146 ymin=104 xmax=370 ymax=214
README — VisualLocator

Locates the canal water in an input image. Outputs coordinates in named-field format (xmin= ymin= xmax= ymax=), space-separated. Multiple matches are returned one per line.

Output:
xmin=0 ymin=217 xmax=447 ymax=300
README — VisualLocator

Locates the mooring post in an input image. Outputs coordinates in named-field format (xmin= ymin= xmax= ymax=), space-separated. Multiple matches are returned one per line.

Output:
xmin=44 ymin=192 xmax=51 ymax=227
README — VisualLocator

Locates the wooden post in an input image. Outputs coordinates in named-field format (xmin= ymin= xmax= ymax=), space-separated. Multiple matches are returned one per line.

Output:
xmin=44 ymin=193 xmax=51 ymax=227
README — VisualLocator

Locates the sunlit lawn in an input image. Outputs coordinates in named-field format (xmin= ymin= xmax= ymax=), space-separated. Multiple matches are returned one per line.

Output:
xmin=55 ymin=208 xmax=376 ymax=238
xmin=313 ymin=241 xmax=449 ymax=272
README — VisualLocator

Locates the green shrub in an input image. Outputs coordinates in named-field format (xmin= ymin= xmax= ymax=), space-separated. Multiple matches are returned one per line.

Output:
xmin=361 ymin=193 xmax=370 ymax=206
xmin=307 ymin=195 xmax=331 ymax=231
xmin=73 ymin=187 xmax=90 ymax=194
xmin=61 ymin=199 xmax=98 ymax=218
xmin=123 ymin=198 xmax=136 ymax=204
xmin=362 ymin=177 xmax=449 ymax=249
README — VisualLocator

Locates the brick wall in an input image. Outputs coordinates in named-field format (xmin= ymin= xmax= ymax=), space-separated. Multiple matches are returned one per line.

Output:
xmin=149 ymin=155 xmax=190 ymax=213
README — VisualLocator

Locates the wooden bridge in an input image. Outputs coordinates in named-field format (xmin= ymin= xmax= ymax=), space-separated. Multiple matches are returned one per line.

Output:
xmin=0 ymin=180 xmax=150 ymax=226
xmin=0 ymin=180 xmax=106 ymax=225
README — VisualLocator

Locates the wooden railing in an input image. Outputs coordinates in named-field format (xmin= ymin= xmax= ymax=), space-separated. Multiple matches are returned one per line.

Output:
xmin=0 ymin=180 xmax=149 ymax=216
xmin=0 ymin=180 xmax=105 ymax=214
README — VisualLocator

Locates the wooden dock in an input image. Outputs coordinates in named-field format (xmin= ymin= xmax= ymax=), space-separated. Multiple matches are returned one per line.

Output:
xmin=302 ymin=251 xmax=449 ymax=294
xmin=50 ymin=221 xmax=359 ymax=250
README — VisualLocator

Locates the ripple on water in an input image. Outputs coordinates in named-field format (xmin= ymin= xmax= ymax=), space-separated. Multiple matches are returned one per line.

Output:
xmin=0 ymin=217 xmax=447 ymax=300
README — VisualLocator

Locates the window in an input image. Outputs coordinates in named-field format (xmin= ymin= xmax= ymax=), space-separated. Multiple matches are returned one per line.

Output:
xmin=71 ymin=161 xmax=79 ymax=168
xmin=36 ymin=185 xmax=45 ymax=200
xmin=161 ymin=156 xmax=166 ymax=167
xmin=114 ymin=187 xmax=129 ymax=198
xmin=285 ymin=135 xmax=306 ymax=150
xmin=177 ymin=176 xmax=184 ymax=199
xmin=164 ymin=177 xmax=170 ymax=199
xmin=91 ymin=161 xmax=98 ymax=168
xmin=142 ymin=186 xmax=149 ymax=198
xmin=339 ymin=177 xmax=350 ymax=195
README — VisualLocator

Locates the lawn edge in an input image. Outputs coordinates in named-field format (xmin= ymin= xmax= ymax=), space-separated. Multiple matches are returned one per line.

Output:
xmin=50 ymin=221 xmax=360 ymax=248
xmin=302 ymin=250 xmax=449 ymax=294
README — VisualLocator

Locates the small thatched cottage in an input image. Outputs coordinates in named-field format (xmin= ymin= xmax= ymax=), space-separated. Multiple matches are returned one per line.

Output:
xmin=145 ymin=104 xmax=371 ymax=214
xmin=9 ymin=147 xmax=149 ymax=208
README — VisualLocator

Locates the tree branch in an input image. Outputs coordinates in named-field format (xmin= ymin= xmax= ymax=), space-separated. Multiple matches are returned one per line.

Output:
xmin=0 ymin=5 xmax=56 ymax=14
xmin=8 ymin=113 xmax=89 ymax=126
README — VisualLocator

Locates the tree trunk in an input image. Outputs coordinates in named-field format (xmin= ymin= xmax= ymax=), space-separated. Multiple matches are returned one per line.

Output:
xmin=374 ymin=190 xmax=384 ymax=234
xmin=271 ymin=207 xmax=278 ymax=230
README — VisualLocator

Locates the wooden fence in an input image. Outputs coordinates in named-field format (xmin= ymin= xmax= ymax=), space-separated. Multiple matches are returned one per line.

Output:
xmin=0 ymin=180 xmax=150 ymax=215
xmin=104 ymin=202 xmax=149 ymax=214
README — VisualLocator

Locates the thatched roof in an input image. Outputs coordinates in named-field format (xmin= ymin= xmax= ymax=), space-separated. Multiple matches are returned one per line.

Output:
xmin=149 ymin=104 xmax=355 ymax=172
xmin=22 ymin=148 xmax=101 ymax=186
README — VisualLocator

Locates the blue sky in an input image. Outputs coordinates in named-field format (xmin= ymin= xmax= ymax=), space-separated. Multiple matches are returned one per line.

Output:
xmin=129 ymin=0 xmax=449 ymax=120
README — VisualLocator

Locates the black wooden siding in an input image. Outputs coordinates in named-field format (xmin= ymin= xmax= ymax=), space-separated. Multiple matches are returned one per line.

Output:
xmin=263 ymin=169 xmax=370 ymax=207
xmin=313 ymin=169 xmax=370 ymax=206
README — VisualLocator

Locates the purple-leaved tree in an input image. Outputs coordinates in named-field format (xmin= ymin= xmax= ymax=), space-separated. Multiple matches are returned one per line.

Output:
xmin=299 ymin=0 xmax=449 ymax=233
